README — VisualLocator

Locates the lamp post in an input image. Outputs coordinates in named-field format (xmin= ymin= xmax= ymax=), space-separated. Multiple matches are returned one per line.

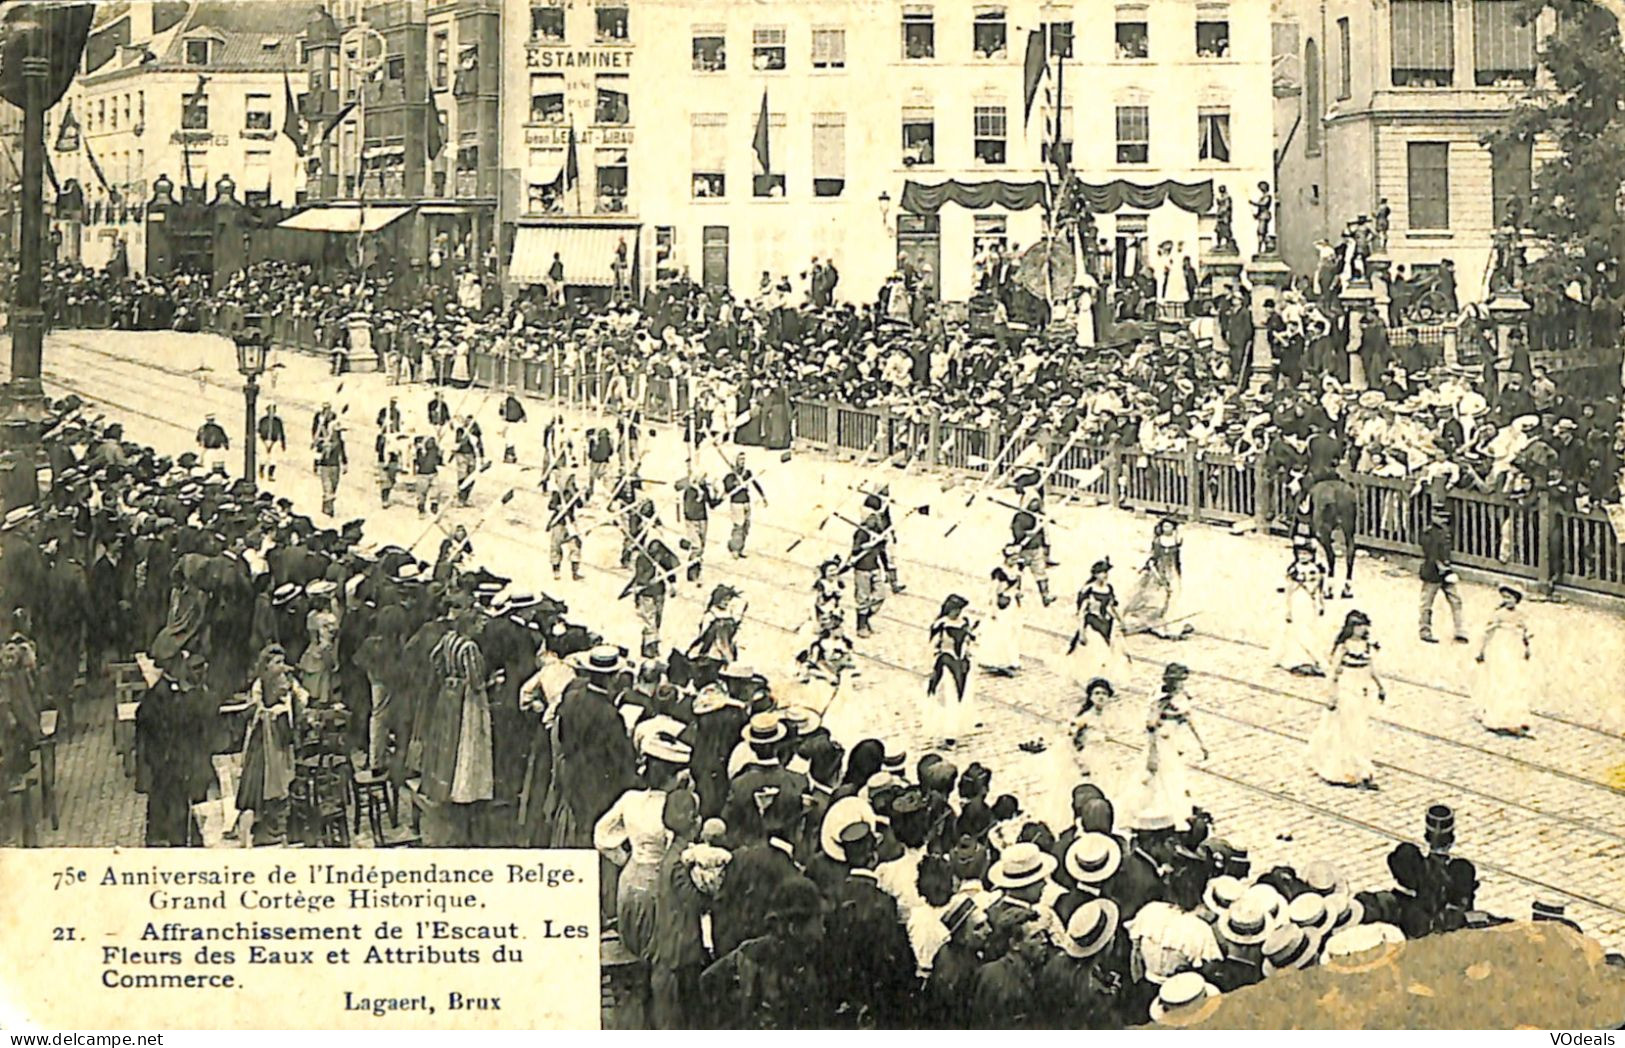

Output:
xmin=234 ymin=316 xmax=269 ymax=484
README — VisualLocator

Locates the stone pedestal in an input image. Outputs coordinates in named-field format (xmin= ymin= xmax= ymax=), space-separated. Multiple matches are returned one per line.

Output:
xmin=1487 ymin=291 xmax=1532 ymax=382
xmin=1202 ymin=249 xmax=1244 ymax=298
xmin=1246 ymin=254 xmax=1293 ymax=381
xmin=1367 ymin=253 xmax=1393 ymax=320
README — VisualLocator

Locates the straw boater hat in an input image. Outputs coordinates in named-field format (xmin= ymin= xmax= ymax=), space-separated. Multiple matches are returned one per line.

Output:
xmin=1150 ymin=971 xmax=1222 ymax=1026
xmin=1060 ymin=898 xmax=1121 ymax=960
xmin=1064 ymin=832 xmax=1123 ymax=885
xmin=1217 ymin=896 xmax=1272 ymax=946
xmin=1201 ymin=875 xmax=1246 ymax=915
xmin=632 ymin=714 xmax=692 ymax=765
xmin=1320 ymin=922 xmax=1405 ymax=972
xmin=820 ymin=796 xmax=880 ymax=862
xmin=568 ymin=644 xmax=627 ymax=676
xmin=1262 ymin=924 xmax=1317 ymax=977
xmin=741 ymin=711 xmax=788 ymax=747
xmin=305 ymin=579 xmax=338 ymax=600
xmin=1288 ymin=891 xmax=1335 ymax=937
xmin=988 ymin=842 xmax=1058 ymax=890
xmin=777 ymin=706 xmax=822 ymax=736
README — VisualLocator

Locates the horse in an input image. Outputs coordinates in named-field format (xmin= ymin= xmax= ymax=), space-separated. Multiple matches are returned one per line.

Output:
xmin=1309 ymin=477 xmax=1359 ymax=598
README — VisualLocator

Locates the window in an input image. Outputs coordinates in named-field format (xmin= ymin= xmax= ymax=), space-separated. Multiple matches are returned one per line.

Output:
xmin=595 ymin=74 xmax=629 ymax=124
xmin=97 ymin=99 xmax=105 ymax=129
xmin=973 ymin=214 xmax=1008 ymax=255
xmin=753 ymin=113 xmax=786 ymax=197
xmin=1474 ymin=0 xmax=1535 ymax=85
xmin=1048 ymin=21 xmax=1073 ymax=58
xmin=184 ymin=149 xmax=208 ymax=186
xmin=974 ymin=9 xmax=1007 ymax=60
xmin=903 ymin=9 xmax=934 ymax=60
xmin=244 ymin=148 xmax=271 ymax=204
xmin=1116 ymin=18 xmax=1148 ymax=59
xmin=812 ymin=26 xmax=846 ymax=69
xmin=386 ymin=55 xmax=405 ymax=81
xmin=753 ymin=27 xmax=786 ymax=71
xmin=812 ymin=113 xmax=845 ymax=196
xmin=433 ymin=32 xmax=449 ymax=89
xmin=1115 ymin=104 xmax=1149 ymax=163
xmin=1490 ymin=137 xmax=1533 ymax=226
xmin=1197 ymin=107 xmax=1230 ymax=162
xmin=693 ymin=29 xmax=725 ymax=72
xmin=902 ymin=107 xmax=934 ymax=165
xmin=184 ymin=38 xmax=210 ymax=65
xmin=1407 ymin=142 xmax=1450 ymax=229
xmin=692 ymin=114 xmax=726 ymax=198
xmin=527 ymin=148 xmax=564 ymax=212
xmin=1196 ymin=19 xmax=1229 ymax=58
xmin=973 ymin=105 xmax=1006 ymax=164
xmin=1304 ymin=39 xmax=1323 ymax=156
xmin=453 ymin=44 xmax=480 ymax=97
xmin=1042 ymin=104 xmax=1074 ymax=166
xmin=596 ymin=0 xmax=629 ymax=43
xmin=1337 ymin=17 xmax=1351 ymax=98
xmin=182 ymin=91 xmax=209 ymax=130
xmin=596 ymin=148 xmax=628 ymax=212
xmin=529 ymin=73 xmax=565 ymax=123
xmin=137 ymin=91 xmax=144 ymax=123
xmin=1391 ymin=0 xmax=1454 ymax=86
xmin=123 ymin=94 xmax=131 ymax=126
xmin=110 ymin=96 xmax=119 ymax=129
xmin=531 ymin=1 xmax=565 ymax=42
xmin=245 ymin=93 xmax=272 ymax=131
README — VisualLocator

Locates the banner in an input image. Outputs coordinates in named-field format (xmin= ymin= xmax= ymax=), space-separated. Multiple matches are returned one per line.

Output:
xmin=900 ymin=178 xmax=1215 ymax=216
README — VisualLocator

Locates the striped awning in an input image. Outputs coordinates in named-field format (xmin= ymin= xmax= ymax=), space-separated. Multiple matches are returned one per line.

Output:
xmin=277 ymin=205 xmax=413 ymax=234
xmin=508 ymin=224 xmax=634 ymax=287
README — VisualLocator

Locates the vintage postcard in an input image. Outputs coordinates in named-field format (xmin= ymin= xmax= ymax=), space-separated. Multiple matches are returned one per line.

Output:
xmin=1 ymin=0 xmax=1623 ymax=1033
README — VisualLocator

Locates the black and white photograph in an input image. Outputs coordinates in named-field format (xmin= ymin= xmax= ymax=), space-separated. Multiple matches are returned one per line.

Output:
xmin=1 ymin=0 xmax=1625 ymax=1032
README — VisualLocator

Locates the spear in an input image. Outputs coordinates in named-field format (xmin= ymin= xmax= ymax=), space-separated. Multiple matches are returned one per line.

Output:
xmin=405 ymin=486 xmax=518 ymax=559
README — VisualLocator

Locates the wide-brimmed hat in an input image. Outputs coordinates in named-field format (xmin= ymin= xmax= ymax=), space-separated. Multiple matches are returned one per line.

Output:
xmin=568 ymin=644 xmax=627 ymax=676
xmin=1302 ymin=860 xmax=1349 ymax=897
xmin=741 ymin=711 xmax=788 ymax=747
xmin=1321 ymin=922 xmax=1404 ymax=972
xmin=305 ymin=579 xmax=338 ymax=599
xmin=1061 ymin=898 xmax=1121 ymax=960
xmin=0 ymin=506 xmax=39 ymax=532
xmin=1458 ymin=392 xmax=1488 ymax=418
xmin=1064 ymin=832 xmax=1123 ymax=885
xmin=1218 ymin=897 xmax=1272 ymax=946
xmin=778 ymin=706 xmax=822 ymax=735
xmin=1240 ymin=883 xmax=1288 ymax=927
xmin=1497 ymin=584 xmax=1524 ymax=603
xmin=1357 ymin=390 xmax=1386 ymax=409
xmin=1326 ymin=892 xmax=1364 ymax=933
xmin=1150 ymin=972 xmax=1221 ymax=1026
xmin=1262 ymin=924 xmax=1317 ymax=977
xmin=270 ymin=582 xmax=301 ymax=607
xmin=820 ymin=796 xmax=879 ymax=862
xmin=632 ymin=714 xmax=692 ymax=765
xmin=1202 ymin=874 xmax=1246 ymax=915
xmin=1289 ymin=891 xmax=1334 ymax=935
xmin=988 ymin=842 xmax=1058 ymax=889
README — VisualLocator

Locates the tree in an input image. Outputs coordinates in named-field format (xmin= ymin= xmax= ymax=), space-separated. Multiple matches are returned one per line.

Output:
xmin=1495 ymin=1 xmax=1625 ymax=299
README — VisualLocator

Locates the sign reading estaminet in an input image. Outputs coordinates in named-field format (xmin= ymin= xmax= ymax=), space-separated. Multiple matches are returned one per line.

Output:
xmin=0 ymin=850 xmax=599 ymax=1029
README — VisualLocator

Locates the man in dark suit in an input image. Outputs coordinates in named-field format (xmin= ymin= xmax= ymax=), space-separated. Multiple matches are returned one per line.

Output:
xmin=1418 ymin=506 xmax=1466 ymax=644
xmin=824 ymin=823 xmax=917 ymax=1027
xmin=723 ymin=714 xmax=809 ymax=843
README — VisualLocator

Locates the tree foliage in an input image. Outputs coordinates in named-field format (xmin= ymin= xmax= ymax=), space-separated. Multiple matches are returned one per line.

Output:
xmin=1497 ymin=1 xmax=1625 ymax=292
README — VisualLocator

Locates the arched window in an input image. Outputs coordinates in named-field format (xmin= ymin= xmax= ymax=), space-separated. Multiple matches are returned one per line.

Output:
xmin=1304 ymin=38 xmax=1323 ymax=156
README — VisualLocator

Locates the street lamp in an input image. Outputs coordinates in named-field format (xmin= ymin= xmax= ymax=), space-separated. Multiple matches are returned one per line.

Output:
xmin=234 ymin=316 xmax=269 ymax=484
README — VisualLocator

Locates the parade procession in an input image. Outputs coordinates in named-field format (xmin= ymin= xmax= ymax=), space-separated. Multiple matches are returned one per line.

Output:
xmin=1 ymin=0 xmax=1625 ymax=1033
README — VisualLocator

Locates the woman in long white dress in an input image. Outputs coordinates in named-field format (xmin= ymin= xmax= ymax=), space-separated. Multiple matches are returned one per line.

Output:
xmin=1067 ymin=559 xmax=1132 ymax=684
xmin=1131 ymin=663 xmax=1208 ymax=831
xmin=1307 ymin=610 xmax=1387 ymax=789
xmin=1271 ymin=543 xmax=1326 ymax=675
xmin=1473 ymin=585 xmax=1533 ymax=736
xmin=979 ymin=545 xmax=1025 ymax=676
xmin=927 ymin=594 xmax=978 ymax=747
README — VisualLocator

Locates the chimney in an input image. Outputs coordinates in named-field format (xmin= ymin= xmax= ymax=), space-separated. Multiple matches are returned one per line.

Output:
xmin=128 ymin=1 xmax=155 ymax=44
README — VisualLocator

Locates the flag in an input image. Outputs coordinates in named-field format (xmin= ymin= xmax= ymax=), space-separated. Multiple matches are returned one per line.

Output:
xmin=1022 ymin=29 xmax=1047 ymax=126
xmin=551 ymin=123 xmax=578 ymax=191
xmin=318 ymin=100 xmax=357 ymax=144
xmin=752 ymin=89 xmax=770 ymax=174
xmin=84 ymin=136 xmax=112 ymax=196
xmin=54 ymin=108 xmax=81 ymax=153
xmin=282 ymin=70 xmax=307 ymax=154
xmin=425 ymin=82 xmax=444 ymax=160
xmin=182 ymin=74 xmax=209 ymax=125
xmin=0 ymin=4 xmax=95 ymax=111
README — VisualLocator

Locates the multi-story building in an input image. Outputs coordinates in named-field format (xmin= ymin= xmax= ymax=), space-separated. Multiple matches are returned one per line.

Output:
xmin=1273 ymin=0 xmax=1556 ymax=294
xmin=499 ymin=0 xmax=1274 ymax=304
xmin=54 ymin=1 xmax=318 ymax=273
xmin=292 ymin=0 xmax=500 ymax=281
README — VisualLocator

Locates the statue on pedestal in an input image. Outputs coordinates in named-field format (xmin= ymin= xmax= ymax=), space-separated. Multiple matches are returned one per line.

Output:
xmin=1251 ymin=180 xmax=1276 ymax=254
xmin=1213 ymin=185 xmax=1237 ymax=254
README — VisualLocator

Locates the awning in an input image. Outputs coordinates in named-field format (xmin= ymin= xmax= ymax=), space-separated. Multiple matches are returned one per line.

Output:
xmin=419 ymin=205 xmax=471 ymax=216
xmin=509 ymin=224 xmax=634 ymax=287
xmin=277 ymin=205 xmax=414 ymax=234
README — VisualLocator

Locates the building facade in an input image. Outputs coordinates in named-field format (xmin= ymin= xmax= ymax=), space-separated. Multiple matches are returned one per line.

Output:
xmin=499 ymin=0 xmax=1275 ymax=305
xmin=53 ymin=1 xmax=317 ymax=273
xmin=1273 ymin=0 xmax=1555 ymax=295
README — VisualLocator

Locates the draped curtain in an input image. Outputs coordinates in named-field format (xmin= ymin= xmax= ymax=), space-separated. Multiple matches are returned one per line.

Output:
xmin=900 ymin=178 xmax=1214 ymax=215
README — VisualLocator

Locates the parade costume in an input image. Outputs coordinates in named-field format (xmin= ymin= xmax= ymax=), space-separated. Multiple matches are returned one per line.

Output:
xmin=1272 ymin=549 xmax=1326 ymax=674
xmin=499 ymin=394 xmax=527 ymax=463
xmin=1473 ymin=588 xmax=1533 ymax=735
xmin=546 ymin=479 xmax=585 ymax=580
xmin=690 ymin=585 xmax=745 ymax=663
xmin=234 ymin=664 xmax=310 ymax=845
xmin=313 ymin=428 xmax=346 ymax=518
xmin=195 ymin=416 xmax=229 ymax=476
xmin=927 ymin=596 xmax=977 ymax=745
xmin=1068 ymin=565 xmax=1129 ymax=683
xmin=979 ymin=548 xmax=1024 ymax=674
xmin=1130 ymin=668 xmax=1205 ymax=831
xmin=629 ymin=537 xmax=681 ymax=659
xmin=256 ymin=407 xmax=286 ymax=481
xmin=851 ymin=512 xmax=888 ymax=638
xmin=1307 ymin=615 xmax=1384 ymax=788
xmin=1122 ymin=521 xmax=1191 ymax=638
xmin=722 ymin=458 xmax=763 ymax=558
xmin=677 ymin=475 xmax=721 ymax=583
xmin=813 ymin=560 xmax=846 ymax=634
xmin=1010 ymin=495 xmax=1056 ymax=606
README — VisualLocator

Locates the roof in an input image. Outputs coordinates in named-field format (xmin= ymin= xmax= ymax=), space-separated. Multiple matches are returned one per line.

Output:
xmin=151 ymin=0 xmax=326 ymax=72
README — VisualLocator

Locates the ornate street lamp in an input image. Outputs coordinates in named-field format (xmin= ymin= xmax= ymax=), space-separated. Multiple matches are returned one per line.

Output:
xmin=233 ymin=315 xmax=269 ymax=484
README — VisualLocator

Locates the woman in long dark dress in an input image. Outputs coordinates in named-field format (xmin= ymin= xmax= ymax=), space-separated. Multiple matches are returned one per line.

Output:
xmin=233 ymin=644 xmax=311 ymax=846
xmin=928 ymin=594 xmax=978 ymax=748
